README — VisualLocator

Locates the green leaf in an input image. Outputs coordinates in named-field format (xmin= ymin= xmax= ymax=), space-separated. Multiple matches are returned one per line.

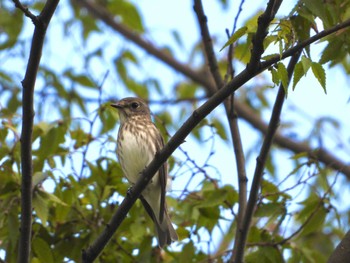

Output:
xmin=211 ymin=118 xmax=228 ymax=141
xmin=8 ymin=210 xmax=19 ymax=247
xmin=109 ymin=0 xmax=144 ymax=32
xmin=39 ymin=190 xmax=68 ymax=206
xmin=319 ymin=40 xmax=343 ymax=64
xmin=311 ymin=62 xmax=327 ymax=93
xmin=0 ymin=9 xmax=23 ymax=50
xmin=292 ymin=61 xmax=305 ymax=90
xmin=33 ymin=191 xmax=49 ymax=225
xmin=195 ymin=189 xmax=228 ymax=208
xmin=220 ymin=26 xmax=247 ymax=51
xmin=269 ymin=67 xmax=279 ymax=85
xmin=64 ymin=71 xmax=96 ymax=88
xmin=36 ymin=123 xmax=66 ymax=160
xmin=301 ymin=55 xmax=312 ymax=72
xmin=277 ymin=62 xmax=289 ymax=94
xmin=179 ymin=242 xmax=195 ymax=262
xmin=70 ymin=128 xmax=91 ymax=149
xmin=33 ymin=238 xmax=54 ymax=263
xmin=33 ymin=172 xmax=50 ymax=187
xmin=255 ymin=202 xmax=284 ymax=218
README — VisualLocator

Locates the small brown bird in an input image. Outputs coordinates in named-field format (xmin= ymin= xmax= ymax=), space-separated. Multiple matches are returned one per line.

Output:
xmin=111 ymin=97 xmax=178 ymax=247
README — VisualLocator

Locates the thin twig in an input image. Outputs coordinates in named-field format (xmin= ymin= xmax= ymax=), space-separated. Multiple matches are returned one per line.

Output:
xmin=12 ymin=0 xmax=38 ymax=24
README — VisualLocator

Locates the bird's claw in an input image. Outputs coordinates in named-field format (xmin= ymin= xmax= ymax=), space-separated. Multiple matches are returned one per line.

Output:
xmin=127 ymin=186 xmax=134 ymax=196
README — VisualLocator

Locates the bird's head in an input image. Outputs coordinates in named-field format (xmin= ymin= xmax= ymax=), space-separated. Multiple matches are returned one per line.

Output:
xmin=111 ymin=97 xmax=151 ymax=123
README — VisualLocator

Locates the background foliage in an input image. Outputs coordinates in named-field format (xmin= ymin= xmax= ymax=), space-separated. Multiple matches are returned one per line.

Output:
xmin=1 ymin=0 xmax=350 ymax=262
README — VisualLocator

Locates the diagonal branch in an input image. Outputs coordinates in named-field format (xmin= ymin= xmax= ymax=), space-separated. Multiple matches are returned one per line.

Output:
xmin=327 ymin=230 xmax=350 ymax=263
xmin=80 ymin=13 xmax=350 ymax=261
xmin=74 ymin=0 xmax=350 ymax=180
xmin=17 ymin=0 xmax=60 ymax=262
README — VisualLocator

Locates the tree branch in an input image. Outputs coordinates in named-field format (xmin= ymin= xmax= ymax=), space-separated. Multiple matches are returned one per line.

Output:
xmin=232 ymin=50 xmax=301 ymax=263
xmin=79 ymin=12 xmax=350 ymax=261
xmin=247 ymin=0 xmax=283 ymax=73
xmin=17 ymin=0 xmax=60 ymax=262
xmin=74 ymin=0 xmax=350 ymax=180
xmin=12 ymin=0 xmax=38 ymax=24
xmin=193 ymin=0 xmax=248 ymax=257
xmin=327 ymin=230 xmax=350 ymax=263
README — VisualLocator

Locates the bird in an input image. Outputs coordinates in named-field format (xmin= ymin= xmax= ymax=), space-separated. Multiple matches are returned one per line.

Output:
xmin=111 ymin=97 xmax=178 ymax=247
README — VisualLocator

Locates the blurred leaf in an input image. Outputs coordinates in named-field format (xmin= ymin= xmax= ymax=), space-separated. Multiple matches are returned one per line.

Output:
xmin=211 ymin=118 xmax=228 ymax=141
xmin=70 ymin=128 xmax=92 ymax=149
xmin=292 ymin=61 xmax=305 ymax=90
xmin=246 ymin=246 xmax=283 ymax=263
xmin=109 ymin=0 xmax=144 ymax=32
xmin=36 ymin=122 xmax=66 ymax=159
xmin=39 ymin=190 xmax=68 ymax=206
xmin=33 ymin=172 xmax=50 ymax=187
xmin=33 ymin=191 xmax=49 ymax=225
xmin=311 ymin=62 xmax=327 ymax=94
xmin=255 ymin=202 xmax=285 ymax=218
xmin=220 ymin=26 xmax=247 ymax=51
xmin=99 ymin=103 xmax=119 ymax=134
xmin=64 ymin=71 xmax=96 ymax=88
xmin=277 ymin=62 xmax=289 ymax=94
xmin=319 ymin=40 xmax=344 ymax=65
xmin=0 ymin=9 xmax=23 ymax=50
xmin=33 ymin=237 xmax=54 ymax=263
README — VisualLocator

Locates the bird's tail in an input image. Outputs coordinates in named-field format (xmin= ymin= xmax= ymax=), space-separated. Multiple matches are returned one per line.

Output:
xmin=140 ymin=197 xmax=178 ymax=247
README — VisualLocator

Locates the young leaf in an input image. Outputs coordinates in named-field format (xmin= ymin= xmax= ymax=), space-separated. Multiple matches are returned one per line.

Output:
xmin=311 ymin=62 xmax=327 ymax=94
xmin=292 ymin=61 xmax=305 ymax=90
xmin=220 ymin=26 xmax=247 ymax=51
xmin=277 ymin=62 xmax=289 ymax=94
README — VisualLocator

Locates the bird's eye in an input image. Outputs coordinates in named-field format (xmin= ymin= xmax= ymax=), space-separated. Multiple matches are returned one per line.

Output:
xmin=131 ymin=102 xmax=139 ymax=109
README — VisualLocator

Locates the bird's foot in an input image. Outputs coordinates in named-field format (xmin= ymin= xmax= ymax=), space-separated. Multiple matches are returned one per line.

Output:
xmin=127 ymin=186 xmax=134 ymax=196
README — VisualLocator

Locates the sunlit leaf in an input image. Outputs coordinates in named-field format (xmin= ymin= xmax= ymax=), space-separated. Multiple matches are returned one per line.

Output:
xmin=277 ymin=62 xmax=289 ymax=94
xmin=33 ymin=191 xmax=49 ymax=225
xmin=292 ymin=61 xmax=305 ymax=90
xmin=220 ymin=26 xmax=247 ymax=51
xmin=311 ymin=62 xmax=327 ymax=94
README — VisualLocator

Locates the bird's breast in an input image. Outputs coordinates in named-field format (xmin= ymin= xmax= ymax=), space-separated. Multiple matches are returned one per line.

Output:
xmin=117 ymin=125 xmax=158 ymax=185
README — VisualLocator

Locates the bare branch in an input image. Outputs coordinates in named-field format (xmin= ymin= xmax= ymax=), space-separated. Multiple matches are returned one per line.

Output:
xmin=193 ymin=0 xmax=224 ymax=89
xmin=233 ymin=50 xmax=302 ymax=263
xmin=12 ymin=0 xmax=38 ymax=24
xmin=193 ymin=0 xmax=248 ymax=189
xmin=193 ymin=0 xmax=248 ymax=258
xmin=247 ymin=0 xmax=283 ymax=73
xmin=18 ymin=0 xmax=60 ymax=262
xmin=328 ymin=230 xmax=350 ymax=263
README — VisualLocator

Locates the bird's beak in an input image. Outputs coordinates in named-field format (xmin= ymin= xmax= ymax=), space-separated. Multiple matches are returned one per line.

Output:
xmin=110 ymin=102 xmax=123 ymax=109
